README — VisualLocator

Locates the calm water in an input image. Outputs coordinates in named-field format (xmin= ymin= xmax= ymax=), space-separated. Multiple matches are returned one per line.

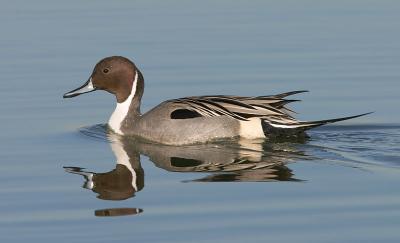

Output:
xmin=1 ymin=0 xmax=400 ymax=242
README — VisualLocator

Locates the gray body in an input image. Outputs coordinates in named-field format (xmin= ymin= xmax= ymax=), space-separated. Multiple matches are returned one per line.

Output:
xmin=121 ymin=101 xmax=240 ymax=145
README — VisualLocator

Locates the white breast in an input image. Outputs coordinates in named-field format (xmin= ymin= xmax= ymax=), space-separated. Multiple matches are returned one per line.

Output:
xmin=108 ymin=71 xmax=138 ymax=134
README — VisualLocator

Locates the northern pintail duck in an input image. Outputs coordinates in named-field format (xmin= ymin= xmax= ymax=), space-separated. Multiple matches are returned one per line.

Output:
xmin=64 ymin=56 xmax=370 ymax=145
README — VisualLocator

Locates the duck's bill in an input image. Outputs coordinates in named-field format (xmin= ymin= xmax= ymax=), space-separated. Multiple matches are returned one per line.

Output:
xmin=63 ymin=78 xmax=96 ymax=98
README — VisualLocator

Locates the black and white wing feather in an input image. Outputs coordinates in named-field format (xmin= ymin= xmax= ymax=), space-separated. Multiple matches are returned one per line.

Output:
xmin=169 ymin=90 xmax=371 ymax=131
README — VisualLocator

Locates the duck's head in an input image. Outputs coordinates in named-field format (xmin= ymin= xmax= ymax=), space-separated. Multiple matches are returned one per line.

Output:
xmin=63 ymin=56 xmax=144 ymax=103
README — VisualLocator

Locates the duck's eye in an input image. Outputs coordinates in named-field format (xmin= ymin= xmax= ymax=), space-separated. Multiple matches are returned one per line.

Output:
xmin=103 ymin=68 xmax=109 ymax=74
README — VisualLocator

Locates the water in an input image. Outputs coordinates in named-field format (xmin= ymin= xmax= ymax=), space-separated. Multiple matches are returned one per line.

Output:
xmin=1 ymin=0 xmax=400 ymax=242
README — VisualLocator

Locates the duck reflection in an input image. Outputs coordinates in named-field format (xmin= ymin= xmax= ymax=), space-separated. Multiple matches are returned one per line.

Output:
xmin=64 ymin=136 xmax=145 ymax=202
xmin=65 ymin=125 xmax=306 ymax=203
xmin=132 ymin=138 xmax=303 ymax=182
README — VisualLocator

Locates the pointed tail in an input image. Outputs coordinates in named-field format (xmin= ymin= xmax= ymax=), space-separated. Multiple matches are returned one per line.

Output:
xmin=297 ymin=112 xmax=373 ymax=130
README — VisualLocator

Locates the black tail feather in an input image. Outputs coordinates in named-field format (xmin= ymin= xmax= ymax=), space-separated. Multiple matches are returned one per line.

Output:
xmin=299 ymin=112 xmax=374 ymax=130
xmin=273 ymin=90 xmax=309 ymax=99
xmin=262 ymin=112 xmax=373 ymax=139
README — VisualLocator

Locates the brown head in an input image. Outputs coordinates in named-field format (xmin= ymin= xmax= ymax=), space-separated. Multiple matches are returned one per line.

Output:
xmin=63 ymin=56 xmax=144 ymax=103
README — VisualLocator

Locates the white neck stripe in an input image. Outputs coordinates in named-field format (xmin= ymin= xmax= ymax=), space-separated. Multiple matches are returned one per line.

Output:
xmin=108 ymin=71 xmax=138 ymax=134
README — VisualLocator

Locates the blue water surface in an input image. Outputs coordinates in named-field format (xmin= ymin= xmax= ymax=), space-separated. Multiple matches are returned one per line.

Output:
xmin=0 ymin=1 xmax=399 ymax=242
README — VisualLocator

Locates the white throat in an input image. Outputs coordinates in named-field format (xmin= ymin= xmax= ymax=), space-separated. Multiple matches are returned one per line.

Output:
xmin=108 ymin=71 xmax=138 ymax=134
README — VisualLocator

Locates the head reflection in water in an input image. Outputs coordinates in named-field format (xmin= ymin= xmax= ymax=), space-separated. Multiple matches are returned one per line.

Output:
xmin=65 ymin=125 xmax=306 ymax=209
xmin=64 ymin=134 xmax=145 ymax=201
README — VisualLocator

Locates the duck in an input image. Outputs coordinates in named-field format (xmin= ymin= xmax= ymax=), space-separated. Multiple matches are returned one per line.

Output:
xmin=63 ymin=56 xmax=370 ymax=145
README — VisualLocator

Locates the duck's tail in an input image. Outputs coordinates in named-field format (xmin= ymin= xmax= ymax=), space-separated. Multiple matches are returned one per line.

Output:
xmin=262 ymin=112 xmax=373 ymax=139
xmin=295 ymin=112 xmax=373 ymax=130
